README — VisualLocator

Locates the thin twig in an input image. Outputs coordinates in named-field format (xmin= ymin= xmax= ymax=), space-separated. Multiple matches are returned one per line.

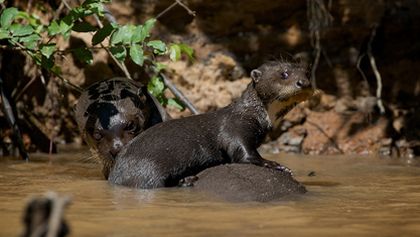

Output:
xmin=13 ymin=75 xmax=37 ymax=100
xmin=53 ymin=1 xmax=66 ymax=20
xmin=356 ymin=53 xmax=372 ymax=93
xmin=307 ymin=0 xmax=332 ymax=88
xmin=156 ymin=0 xmax=196 ymax=20
xmin=366 ymin=24 xmax=385 ymax=114
xmin=54 ymin=73 xmax=83 ymax=93
xmin=160 ymin=73 xmax=199 ymax=114
xmin=306 ymin=119 xmax=344 ymax=154
xmin=155 ymin=2 xmax=177 ymax=20
xmin=175 ymin=0 xmax=196 ymax=17
xmin=311 ymin=30 xmax=321 ymax=88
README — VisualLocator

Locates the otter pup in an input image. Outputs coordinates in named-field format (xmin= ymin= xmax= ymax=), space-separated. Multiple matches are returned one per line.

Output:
xmin=75 ymin=78 xmax=169 ymax=179
xmin=109 ymin=61 xmax=313 ymax=189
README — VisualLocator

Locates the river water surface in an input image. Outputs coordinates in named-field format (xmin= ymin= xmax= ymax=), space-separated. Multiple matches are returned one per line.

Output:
xmin=0 ymin=149 xmax=419 ymax=237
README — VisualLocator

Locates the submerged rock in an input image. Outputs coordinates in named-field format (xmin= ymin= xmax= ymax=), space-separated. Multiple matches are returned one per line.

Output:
xmin=192 ymin=164 xmax=306 ymax=202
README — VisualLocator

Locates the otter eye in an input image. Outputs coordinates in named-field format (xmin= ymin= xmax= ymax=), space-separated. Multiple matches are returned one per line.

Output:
xmin=281 ymin=71 xmax=289 ymax=80
xmin=93 ymin=131 xmax=103 ymax=141
xmin=125 ymin=121 xmax=139 ymax=134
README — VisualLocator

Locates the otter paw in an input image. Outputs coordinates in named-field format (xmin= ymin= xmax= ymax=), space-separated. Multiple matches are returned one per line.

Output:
xmin=178 ymin=175 xmax=199 ymax=187
xmin=263 ymin=161 xmax=293 ymax=176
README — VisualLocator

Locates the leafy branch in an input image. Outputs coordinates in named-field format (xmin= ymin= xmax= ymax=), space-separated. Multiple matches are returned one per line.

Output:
xmin=0 ymin=0 xmax=194 ymax=109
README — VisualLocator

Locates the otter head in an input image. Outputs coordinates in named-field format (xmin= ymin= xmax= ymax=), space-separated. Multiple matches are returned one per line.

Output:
xmin=250 ymin=61 xmax=313 ymax=122
xmin=75 ymin=79 xmax=149 ymax=178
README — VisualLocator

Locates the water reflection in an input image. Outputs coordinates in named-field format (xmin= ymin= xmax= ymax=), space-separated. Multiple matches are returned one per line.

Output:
xmin=0 ymin=152 xmax=419 ymax=237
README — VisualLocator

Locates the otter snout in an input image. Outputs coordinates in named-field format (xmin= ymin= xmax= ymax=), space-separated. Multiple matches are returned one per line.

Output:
xmin=109 ymin=139 xmax=124 ymax=157
xmin=295 ymin=79 xmax=310 ymax=89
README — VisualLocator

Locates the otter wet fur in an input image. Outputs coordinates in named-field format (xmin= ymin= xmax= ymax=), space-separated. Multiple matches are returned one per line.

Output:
xmin=109 ymin=61 xmax=314 ymax=189
xmin=75 ymin=78 xmax=169 ymax=179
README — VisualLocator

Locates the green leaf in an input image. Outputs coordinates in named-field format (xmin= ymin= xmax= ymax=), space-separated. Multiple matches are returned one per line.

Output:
xmin=20 ymin=34 xmax=40 ymax=49
xmin=15 ymin=11 xmax=30 ymax=21
xmin=19 ymin=34 xmax=40 ymax=43
xmin=110 ymin=25 xmax=133 ymax=45
xmin=85 ymin=2 xmax=105 ymax=16
xmin=73 ymin=22 xmax=97 ymax=32
xmin=147 ymin=40 xmax=166 ymax=55
xmin=59 ymin=15 xmax=74 ymax=37
xmin=69 ymin=6 xmax=84 ymax=20
xmin=33 ymin=24 xmax=44 ymax=34
xmin=0 ymin=0 xmax=5 ymax=4
xmin=179 ymin=43 xmax=194 ymax=60
xmin=167 ymin=98 xmax=185 ymax=110
xmin=73 ymin=48 xmax=93 ymax=64
xmin=153 ymin=62 xmax=167 ymax=73
xmin=169 ymin=44 xmax=181 ymax=62
xmin=48 ymin=20 xmax=61 ymax=35
xmin=147 ymin=76 xmax=165 ymax=97
xmin=110 ymin=45 xmax=127 ymax=62
xmin=142 ymin=18 xmax=156 ymax=39
xmin=129 ymin=44 xmax=144 ymax=66
xmin=92 ymin=23 xmax=116 ymax=45
xmin=0 ymin=29 xmax=9 ymax=39
xmin=131 ymin=25 xmax=143 ymax=43
xmin=10 ymin=24 xmax=34 ymax=36
xmin=40 ymin=44 xmax=56 ymax=58
xmin=1 ymin=7 xmax=18 ymax=28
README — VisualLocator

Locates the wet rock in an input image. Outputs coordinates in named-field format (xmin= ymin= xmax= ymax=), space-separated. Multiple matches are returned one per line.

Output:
xmin=396 ymin=139 xmax=418 ymax=158
xmin=192 ymin=164 xmax=307 ymax=202
xmin=378 ymin=138 xmax=393 ymax=156
xmin=277 ymin=127 xmax=307 ymax=153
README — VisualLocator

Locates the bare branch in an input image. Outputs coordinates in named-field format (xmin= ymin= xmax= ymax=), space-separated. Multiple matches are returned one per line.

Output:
xmin=366 ymin=24 xmax=386 ymax=114
xmin=156 ymin=0 xmax=196 ymax=20
xmin=160 ymin=73 xmax=200 ymax=114
xmin=306 ymin=119 xmax=344 ymax=154
xmin=310 ymin=30 xmax=321 ymax=88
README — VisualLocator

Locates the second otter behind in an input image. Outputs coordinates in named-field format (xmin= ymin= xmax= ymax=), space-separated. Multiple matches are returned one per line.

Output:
xmin=109 ymin=61 xmax=314 ymax=188
xmin=75 ymin=78 xmax=169 ymax=179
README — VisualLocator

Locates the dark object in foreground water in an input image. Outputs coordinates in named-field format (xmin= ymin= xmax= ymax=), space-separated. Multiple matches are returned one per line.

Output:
xmin=192 ymin=164 xmax=307 ymax=202
xmin=21 ymin=192 xmax=71 ymax=237
xmin=109 ymin=61 xmax=314 ymax=188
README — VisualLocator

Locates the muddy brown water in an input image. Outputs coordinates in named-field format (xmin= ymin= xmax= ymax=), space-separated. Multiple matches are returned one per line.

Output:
xmin=1 ymin=148 xmax=419 ymax=237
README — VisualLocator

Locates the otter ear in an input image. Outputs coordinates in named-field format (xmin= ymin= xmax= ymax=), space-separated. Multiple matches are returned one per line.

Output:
xmin=251 ymin=69 xmax=262 ymax=83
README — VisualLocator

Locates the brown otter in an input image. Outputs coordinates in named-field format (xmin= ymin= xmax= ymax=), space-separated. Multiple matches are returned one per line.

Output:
xmin=75 ymin=78 xmax=170 ymax=179
xmin=109 ymin=61 xmax=314 ymax=188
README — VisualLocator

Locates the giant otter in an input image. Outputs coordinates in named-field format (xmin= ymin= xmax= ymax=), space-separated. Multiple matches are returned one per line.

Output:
xmin=109 ymin=61 xmax=314 ymax=188
xmin=75 ymin=78 xmax=169 ymax=179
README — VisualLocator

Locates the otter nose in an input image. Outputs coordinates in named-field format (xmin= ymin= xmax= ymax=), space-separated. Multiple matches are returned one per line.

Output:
xmin=296 ymin=79 xmax=309 ymax=89
xmin=109 ymin=140 xmax=123 ymax=157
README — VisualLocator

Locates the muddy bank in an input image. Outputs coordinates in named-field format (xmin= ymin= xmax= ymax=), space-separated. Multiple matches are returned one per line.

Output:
xmin=1 ymin=0 xmax=419 ymax=157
